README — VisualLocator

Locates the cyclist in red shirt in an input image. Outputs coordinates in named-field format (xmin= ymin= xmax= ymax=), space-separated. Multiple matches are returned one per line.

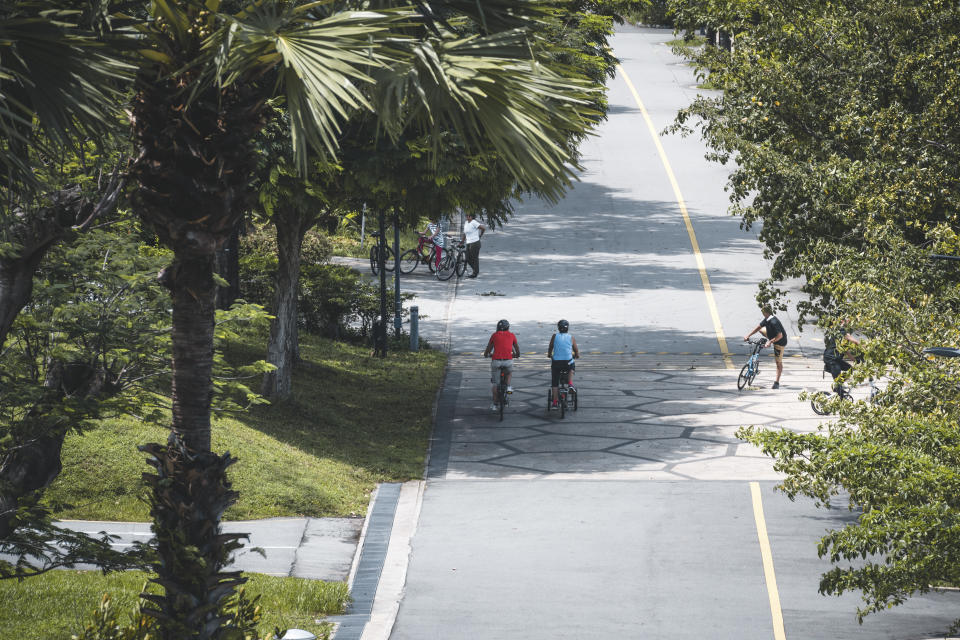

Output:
xmin=482 ymin=319 xmax=520 ymax=411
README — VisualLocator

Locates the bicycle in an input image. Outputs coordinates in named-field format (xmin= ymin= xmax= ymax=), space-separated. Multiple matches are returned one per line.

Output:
xmin=737 ymin=337 xmax=767 ymax=390
xmin=495 ymin=365 xmax=511 ymax=421
xmin=810 ymin=373 xmax=878 ymax=415
xmin=546 ymin=367 xmax=578 ymax=418
xmin=368 ymin=230 xmax=396 ymax=276
xmin=435 ymin=237 xmax=463 ymax=281
xmin=398 ymin=233 xmax=441 ymax=275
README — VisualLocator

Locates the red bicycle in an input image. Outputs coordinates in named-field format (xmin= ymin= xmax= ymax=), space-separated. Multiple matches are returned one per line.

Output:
xmin=399 ymin=233 xmax=445 ymax=274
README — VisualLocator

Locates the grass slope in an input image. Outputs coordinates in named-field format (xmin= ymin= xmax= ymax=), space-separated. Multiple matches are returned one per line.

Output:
xmin=0 ymin=570 xmax=349 ymax=639
xmin=45 ymin=333 xmax=446 ymax=521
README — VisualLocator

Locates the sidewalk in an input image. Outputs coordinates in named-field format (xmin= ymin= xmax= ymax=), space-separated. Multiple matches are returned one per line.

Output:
xmin=58 ymin=517 xmax=363 ymax=581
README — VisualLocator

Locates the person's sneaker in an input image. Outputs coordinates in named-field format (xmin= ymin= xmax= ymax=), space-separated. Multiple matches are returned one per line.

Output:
xmin=552 ymin=400 xmax=559 ymax=407
xmin=490 ymin=403 xmax=498 ymax=411
xmin=772 ymin=381 xmax=780 ymax=389
xmin=507 ymin=386 xmax=513 ymax=393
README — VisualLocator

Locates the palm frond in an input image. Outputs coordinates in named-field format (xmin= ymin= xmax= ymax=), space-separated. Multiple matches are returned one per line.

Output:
xmin=214 ymin=5 xmax=405 ymax=172
xmin=0 ymin=6 xmax=131 ymax=193
xmin=374 ymin=29 xmax=600 ymax=200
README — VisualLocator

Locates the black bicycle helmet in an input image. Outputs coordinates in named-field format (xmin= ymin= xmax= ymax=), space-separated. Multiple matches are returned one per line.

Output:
xmin=557 ymin=319 xmax=569 ymax=333
xmin=497 ymin=319 xmax=510 ymax=331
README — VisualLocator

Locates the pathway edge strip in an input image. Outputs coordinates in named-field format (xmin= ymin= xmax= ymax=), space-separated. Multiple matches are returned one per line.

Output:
xmin=750 ymin=481 xmax=787 ymax=640
xmin=617 ymin=63 xmax=734 ymax=369
xmin=359 ymin=480 xmax=425 ymax=640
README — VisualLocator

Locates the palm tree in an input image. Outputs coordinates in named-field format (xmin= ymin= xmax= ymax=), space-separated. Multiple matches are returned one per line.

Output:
xmin=126 ymin=1 xmax=595 ymax=635
xmin=6 ymin=0 xmax=598 ymax=634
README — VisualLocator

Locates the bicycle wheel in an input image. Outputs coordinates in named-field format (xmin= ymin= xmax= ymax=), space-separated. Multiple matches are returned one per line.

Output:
xmin=560 ymin=390 xmax=566 ymax=419
xmin=810 ymin=391 xmax=831 ymax=415
xmin=572 ymin=388 xmax=578 ymax=411
xmin=383 ymin=246 xmax=396 ymax=272
xmin=748 ymin=357 xmax=760 ymax=385
xmin=436 ymin=249 xmax=456 ymax=281
xmin=455 ymin=251 xmax=467 ymax=278
xmin=498 ymin=386 xmax=505 ymax=421
xmin=369 ymin=245 xmax=380 ymax=275
xmin=399 ymin=249 xmax=419 ymax=274
xmin=737 ymin=363 xmax=751 ymax=390
xmin=546 ymin=389 xmax=552 ymax=411
xmin=426 ymin=247 xmax=438 ymax=273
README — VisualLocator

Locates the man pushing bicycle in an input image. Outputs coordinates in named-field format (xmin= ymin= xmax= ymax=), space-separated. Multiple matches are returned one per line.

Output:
xmin=744 ymin=305 xmax=788 ymax=389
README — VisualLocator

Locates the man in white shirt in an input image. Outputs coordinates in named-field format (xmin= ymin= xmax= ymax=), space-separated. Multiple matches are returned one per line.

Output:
xmin=462 ymin=212 xmax=486 ymax=278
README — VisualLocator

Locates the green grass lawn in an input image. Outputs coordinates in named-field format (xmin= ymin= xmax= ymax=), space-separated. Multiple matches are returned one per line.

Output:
xmin=0 ymin=570 xmax=349 ymax=639
xmin=13 ymin=331 xmax=444 ymax=638
xmin=45 ymin=332 xmax=447 ymax=521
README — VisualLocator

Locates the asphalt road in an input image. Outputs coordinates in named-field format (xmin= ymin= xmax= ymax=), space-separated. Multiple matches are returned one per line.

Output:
xmin=383 ymin=25 xmax=960 ymax=640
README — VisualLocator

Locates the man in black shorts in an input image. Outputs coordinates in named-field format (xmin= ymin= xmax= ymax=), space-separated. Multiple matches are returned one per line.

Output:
xmin=743 ymin=305 xmax=788 ymax=389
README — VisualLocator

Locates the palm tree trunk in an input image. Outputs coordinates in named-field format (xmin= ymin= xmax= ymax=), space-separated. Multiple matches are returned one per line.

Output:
xmin=169 ymin=251 xmax=217 ymax=453
xmin=262 ymin=211 xmax=308 ymax=399
xmin=0 ymin=256 xmax=42 ymax=349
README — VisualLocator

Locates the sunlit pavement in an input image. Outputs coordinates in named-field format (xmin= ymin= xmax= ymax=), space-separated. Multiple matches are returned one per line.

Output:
xmin=378 ymin=25 xmax=960 ymax=640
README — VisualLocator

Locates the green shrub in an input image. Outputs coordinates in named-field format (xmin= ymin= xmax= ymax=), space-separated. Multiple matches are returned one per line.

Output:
xmin=238 ymin=225 xmax=333 ymax=310
xmin=239 ymin=224 xmax=415 ymax=340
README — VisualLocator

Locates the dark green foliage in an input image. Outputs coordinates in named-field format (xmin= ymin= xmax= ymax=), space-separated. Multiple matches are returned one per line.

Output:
xmin=671 ymin=0 xmax=960 ymax=629
xmin=0 ymin=218 xmax=268 ymax=577
xmin=239 ymin=225 xmax=411 ymax=339
xmin=669 ymin=0 xmax=960 ymax=321
xmin=71 ymin=587 xmax=276 ymax=640
xmin=626 ymin=0 xmax=672 ymax=25
xmin=237 ymin=226 xmax=332 ymax=314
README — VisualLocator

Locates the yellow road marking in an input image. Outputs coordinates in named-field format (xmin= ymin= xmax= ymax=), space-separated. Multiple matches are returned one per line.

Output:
xmin=618 ymin=64 xmax=734 ymax=369
xmin=750 ymin=482 xmax=787 ymax=640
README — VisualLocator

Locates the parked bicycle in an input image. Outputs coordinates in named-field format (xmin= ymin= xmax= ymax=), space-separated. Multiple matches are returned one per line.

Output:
xmin=810 ymin=376 xmax=879 ymax=415
xmin=368 ymin=230 xmax=395 ymax=276
xmin=436 ymin=240 xmax=467 ymax=281
xmin=737 ymin=337 xmax=767 ymax=390
xmin=398 ymin=232 xmax=442 ymax=275
xmin=546 ymin=367 xmax=578 ymax=418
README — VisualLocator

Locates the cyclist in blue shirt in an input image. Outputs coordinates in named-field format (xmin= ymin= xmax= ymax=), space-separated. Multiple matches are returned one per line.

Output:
xmin=548 ymin=319 xmax=579 ymax=407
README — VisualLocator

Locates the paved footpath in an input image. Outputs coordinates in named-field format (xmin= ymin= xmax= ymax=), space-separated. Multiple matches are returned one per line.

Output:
xmin=356 ymin=25 xmax=960 ymax=640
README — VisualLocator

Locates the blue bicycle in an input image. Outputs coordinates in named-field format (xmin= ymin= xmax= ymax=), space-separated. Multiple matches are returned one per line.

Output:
xmin=737 ymin=337 xmax=767 ymax=390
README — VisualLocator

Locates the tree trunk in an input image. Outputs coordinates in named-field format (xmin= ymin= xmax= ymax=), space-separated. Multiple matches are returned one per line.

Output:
xmin=262 ymin=211 xmax=308 ymax=399
xmin=0 ymin=253 xmax=46 ymax=349
xmin=167 ymin=251 xmax=217 ymax=453
xmin=718 ymin=30 xmax=732 ymax=51
xmin=0 ymin=433 xmax=64 ymax=539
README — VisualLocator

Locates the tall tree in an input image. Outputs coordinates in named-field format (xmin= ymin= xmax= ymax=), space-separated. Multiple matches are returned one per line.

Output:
xmin=668 ymin=0 xmax=960 ymax=629
xmin=124 ymin=1 xmax=597 ymax=635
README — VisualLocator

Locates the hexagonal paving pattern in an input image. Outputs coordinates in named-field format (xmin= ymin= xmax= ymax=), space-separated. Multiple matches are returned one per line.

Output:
xmin=432 ymin=356 xmax=835 ymax=480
